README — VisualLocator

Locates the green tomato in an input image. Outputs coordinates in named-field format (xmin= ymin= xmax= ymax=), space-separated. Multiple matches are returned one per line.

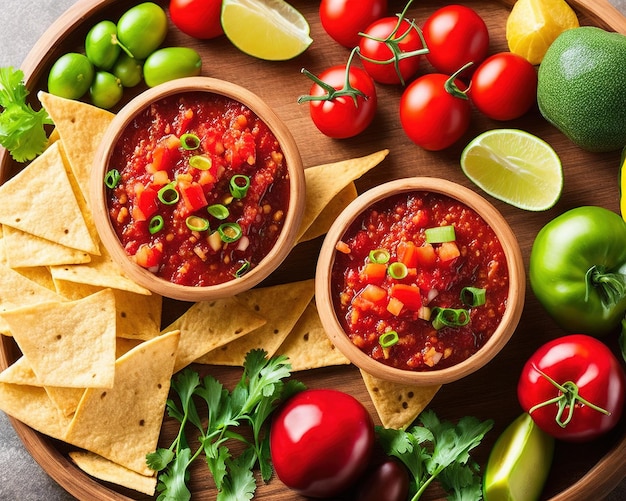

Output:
xmin=117 ymin=2 xmax=168 ymax=60
xmin=85 ymin=20 xmax=120 ymax=70
xmin=89 ymin=71 xmax=123 ymax=109
xmin=47 ymin=53 xmax=94 ymax=99
xmin=112 ymin=53 xmax=143 ymax=88
xmin=529 ymin=205 xmax=626 ymax=336
xmin=143 ymin=47 xmax=202 ymax=87
xmin=483 ymin=413 xmax=554 ymax=501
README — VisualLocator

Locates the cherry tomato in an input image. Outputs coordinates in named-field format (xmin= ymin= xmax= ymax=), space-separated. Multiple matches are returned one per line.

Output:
xmin=469 ymin=52 xmax=538 ymax=120
xmin=422 ymin=5 xmax=489 ymax=75
xmin=359 ymin=16 xmax=424 ymax=85
xmin=319 ymin=0 xmax=388 ymax=48
xmin=300 ymin=53 xmax=377 ymax=139
xmin=169 ymin=0 xmax=224 ymax=40
xmin=270 ymin=388 xmax=375 ymax=497
xmin=355 ymin=458 xmax=410 ymax=501
xmin=399 ymin=73 xmax=471 ymax=150
xmin=518 ymin=334 xmax=626 ymax=442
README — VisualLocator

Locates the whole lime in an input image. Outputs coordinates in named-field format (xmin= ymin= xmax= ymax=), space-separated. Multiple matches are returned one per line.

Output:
xmin=537 ymin=26 xmax=626 ymax=152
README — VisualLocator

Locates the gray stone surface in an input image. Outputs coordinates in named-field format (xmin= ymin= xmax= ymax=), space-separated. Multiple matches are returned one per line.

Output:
xmin=0 ymin=1 xmax=625 ymax=500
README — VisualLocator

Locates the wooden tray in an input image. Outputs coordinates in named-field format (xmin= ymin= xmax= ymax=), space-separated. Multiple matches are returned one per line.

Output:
xmin=1 ymin=0 xmax=625 ymax=499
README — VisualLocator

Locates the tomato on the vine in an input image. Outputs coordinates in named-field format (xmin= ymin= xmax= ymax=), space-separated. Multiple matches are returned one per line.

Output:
xmin=422 ymin=5 xmax=489 ymax=75
xmin=469 ymin=52 xmax=538 ymax=121
xmin=299 ymin=49 xmax=377 ymax=139
xmin=518 ymin=334 xmax=626 ymax=442
xmin=399 ymin=73 xmax=470 ymax=150
xmin=169 ymin=0 xmax=223 ymax=40
xmin=319 ymin=0 xmax=388 ymax=48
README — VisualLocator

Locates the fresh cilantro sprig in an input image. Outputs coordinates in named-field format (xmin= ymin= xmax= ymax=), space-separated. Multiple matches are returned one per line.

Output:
xmin=376 ymin=409 xmax=494 ymax=501
xmin=146 ymin=349 xmax=305 ymax=501
xmin=0 ymin=67 xmax=52 ymax=163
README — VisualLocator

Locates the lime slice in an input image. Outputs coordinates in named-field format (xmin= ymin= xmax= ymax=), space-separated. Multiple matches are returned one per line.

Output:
xmin=460 ymin=129 xmax=563 ymax=211
xmin=221 ymin=0 xmax=313 ymax=61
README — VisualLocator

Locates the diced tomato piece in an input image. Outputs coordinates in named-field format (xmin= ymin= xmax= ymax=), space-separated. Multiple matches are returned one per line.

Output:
xmin=360 ymin=284 xmax=387 ymax=303
xmin=414 ymin=243 xmax=437 ymax=268
xmin=397 ymin=241 xmax=418 ymax=268
xmin=134 ymin=186 xmax=159 ymax=221
xmin=389 ymin=284 xmax=422 ymax=311
xmin=151 ymin=134 xmax=180 ymax=172
xmin=438 ymin=241 xmax=460 ymax=262
xmin=362 ymin=262 xmax=387 ymax=282
xmin=179 ymin=181 xmax=208 ymax=213
xmin=387 ymin=296 xmax=404 ymax=316
xmin=134 ymin=243 xmax=163 ymax=269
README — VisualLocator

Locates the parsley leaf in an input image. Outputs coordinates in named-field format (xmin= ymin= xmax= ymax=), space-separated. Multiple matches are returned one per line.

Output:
xmin=0 ymin=67 xmax=52 ymax=163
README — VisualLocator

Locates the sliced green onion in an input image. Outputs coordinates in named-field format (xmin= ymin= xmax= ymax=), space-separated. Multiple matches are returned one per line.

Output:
xmin=461 ymin=287 xmax=486 ymax=307
xmin=180 ymin=133 xmax=200 ymax=150
xmin=425 ymin=225 xmax=456 ymax=243
xmin=229 ymin=174 xmax=250 ymax=198
xmin=369 ymin=248 xmax=390 ymax=264
xmin=185 ymin=215 xmax=210 ymax=232
xmin=235 ymin=260 xmax=251 ymax=278
xmin=148 ymin=215 xmax=164 ymax=234
xmin=379 ymin=331 xmax=399 ymax=348
xmin=158 ymin=182 xmax=179 ymax=205
xmin=388 ymin=262 xmax=408 ymax=279
xmin=104 ymin=169 xmax=121 ymax=189
xmin=431 ymin=307 xmax=470 ymax=330
xmin=189 ymin=155 xmax=212 ymax=170
xmin=207 ymin=204 xmax=229 ymax=220
xmin=218 ymin=222 xmax=242 ymax=243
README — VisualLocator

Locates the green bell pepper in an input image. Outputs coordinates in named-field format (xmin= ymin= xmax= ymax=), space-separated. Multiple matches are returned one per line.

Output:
xmin=529 ymin=206 xmax=626 ymax=336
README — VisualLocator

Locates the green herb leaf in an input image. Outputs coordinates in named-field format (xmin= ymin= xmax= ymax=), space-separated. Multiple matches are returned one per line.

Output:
xmin=154 ymin=447 xmax=193 ymax=501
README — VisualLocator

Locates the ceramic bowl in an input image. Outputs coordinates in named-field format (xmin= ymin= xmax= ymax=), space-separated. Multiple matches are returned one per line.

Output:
xmin=90 ymin=77 xmax=305 ymax=301
xmin=315 ymin=177 xmax=525 ymax=385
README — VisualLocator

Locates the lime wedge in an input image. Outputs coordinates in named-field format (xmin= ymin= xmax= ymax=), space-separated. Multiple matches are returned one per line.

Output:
xmin=221 ymin=0 xmax=313 ymax=61
xmin=460 ymin=129 xmax=563 ymax=211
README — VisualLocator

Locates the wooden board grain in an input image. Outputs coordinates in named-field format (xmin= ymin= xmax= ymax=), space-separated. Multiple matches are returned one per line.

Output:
xmin=1 ymin=1 xmax=625 ymax=500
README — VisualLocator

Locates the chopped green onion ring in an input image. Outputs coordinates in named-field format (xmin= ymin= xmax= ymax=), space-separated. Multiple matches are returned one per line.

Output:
xmin=148 ymin=215 xmax=164 ymax=234
xmin=189 ymin=155 xmax=212 ymax=170
xmin=158 ymin=182 xmax=179 ymax=205
xmin=207 ymin=204 xmax=229 ymax=220
xmin=425 ymin=225 xmax=456 ymax=243
xmin=104 ymin=169 xmax=121 ymax=189
xmin=379 ymin=330 xmax=399 ymax=348
xmin=229 ymin=174 xmax=250 ymax=198
xmin=369 ymin=248 xmax=390 ymax=264
xmin=431 ymin=307 xmax=470 ymax=330
xmin=461 ymin=287 xmax=486 ymax=307
xmin=218 ymin=222 xmax=242 ymax=243
xmin=186 ymin=216 xmax=210 ymax=232
xmin=388 ymin=262 xmax=408 ymax=279
xmin=180 ymin=133 xmax=200 ymax=150
xmin=235 ymin=260 xmax=251 ymax=278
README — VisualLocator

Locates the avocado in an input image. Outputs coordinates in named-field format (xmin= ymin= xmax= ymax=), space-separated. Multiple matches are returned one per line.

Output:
xmin=537 ymin=26 xmax=626 ymax=152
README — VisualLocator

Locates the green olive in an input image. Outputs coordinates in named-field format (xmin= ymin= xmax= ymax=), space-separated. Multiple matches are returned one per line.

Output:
xmin=89 ymin=71 xmax=123 ymax=109
xmin=112 ymin=53 xmax=143 ymax=88
xmin=85 ymin=20 xmax=121 ymax=70
xmin=143 ymin=47 xmax=202 ymax=87
xmin=117 ymin=2 xmax=168 ymax=60
xmin=47 ymin=52 xmax=94 ymax=99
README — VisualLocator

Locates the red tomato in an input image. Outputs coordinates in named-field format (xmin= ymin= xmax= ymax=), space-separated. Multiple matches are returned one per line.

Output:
xmin=518 ymin=334 xmax=626 ymax=442
xmin=469 ymin=52 xmax=538 ymax=120
xmin=399 ymin=73 xmax=471 ymax=150
xmin=300 ymin=59 xmax=377 ymax=138
xmin=169 ymin=0 xmax=223 ymax=40
xmin=319 ymin=0 xmax=388 ymax=48
xmin=422 ymin=5 xmax=489 ymax=75
xmin=355 ymin=458 xmax=410 ymax=501
xmin=270 ymin=388 xmax=375 ymax=497
xmin=359 ymin=17 xmax=424 ymax=85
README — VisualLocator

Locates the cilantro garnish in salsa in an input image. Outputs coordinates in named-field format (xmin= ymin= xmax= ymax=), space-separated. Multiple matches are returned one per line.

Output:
xmin=331 ymin=191 xmax=509 ymax=371
xmin=106 ymin=91 xmax=290 ymax=286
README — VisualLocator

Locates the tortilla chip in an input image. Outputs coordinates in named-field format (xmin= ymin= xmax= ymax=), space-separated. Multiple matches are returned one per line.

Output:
xmin=360 ymin=369 xmax=441 ymax=430
xmin=2 ymin=225 xmax=91 ymax=267
xmin=69 ymin=451 xmax=157 ymax=496
xmin=163 ymin=297 xmax=267 ymax=372
xmin=0 ymin=289 xmax=117 ymax=388
xmin=196 ymin=279 xmax=315 ymax=367
xmin=44 ymin=386 xmax=86 ymax=417
xmin=276 ymin=301 xmax=350 ymax=371
xmin=0 ymin=356 xmax=38 ymax=385
xmin=297 ymin=149 xmax=389 ymax=242
xmin=0 ymin=142 xmax=98 ymax=253
xmin=38 ymin=91 xmax=115 ymax=205
xmin=64 ymin=330 xmax=180 ymax=476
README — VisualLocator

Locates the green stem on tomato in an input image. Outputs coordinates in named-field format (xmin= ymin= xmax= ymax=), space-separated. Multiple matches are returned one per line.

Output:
xmin=585 ymin=264 xmax=626 ymax=308
xmin=443 ymin=62 xmax=473 ymax=100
